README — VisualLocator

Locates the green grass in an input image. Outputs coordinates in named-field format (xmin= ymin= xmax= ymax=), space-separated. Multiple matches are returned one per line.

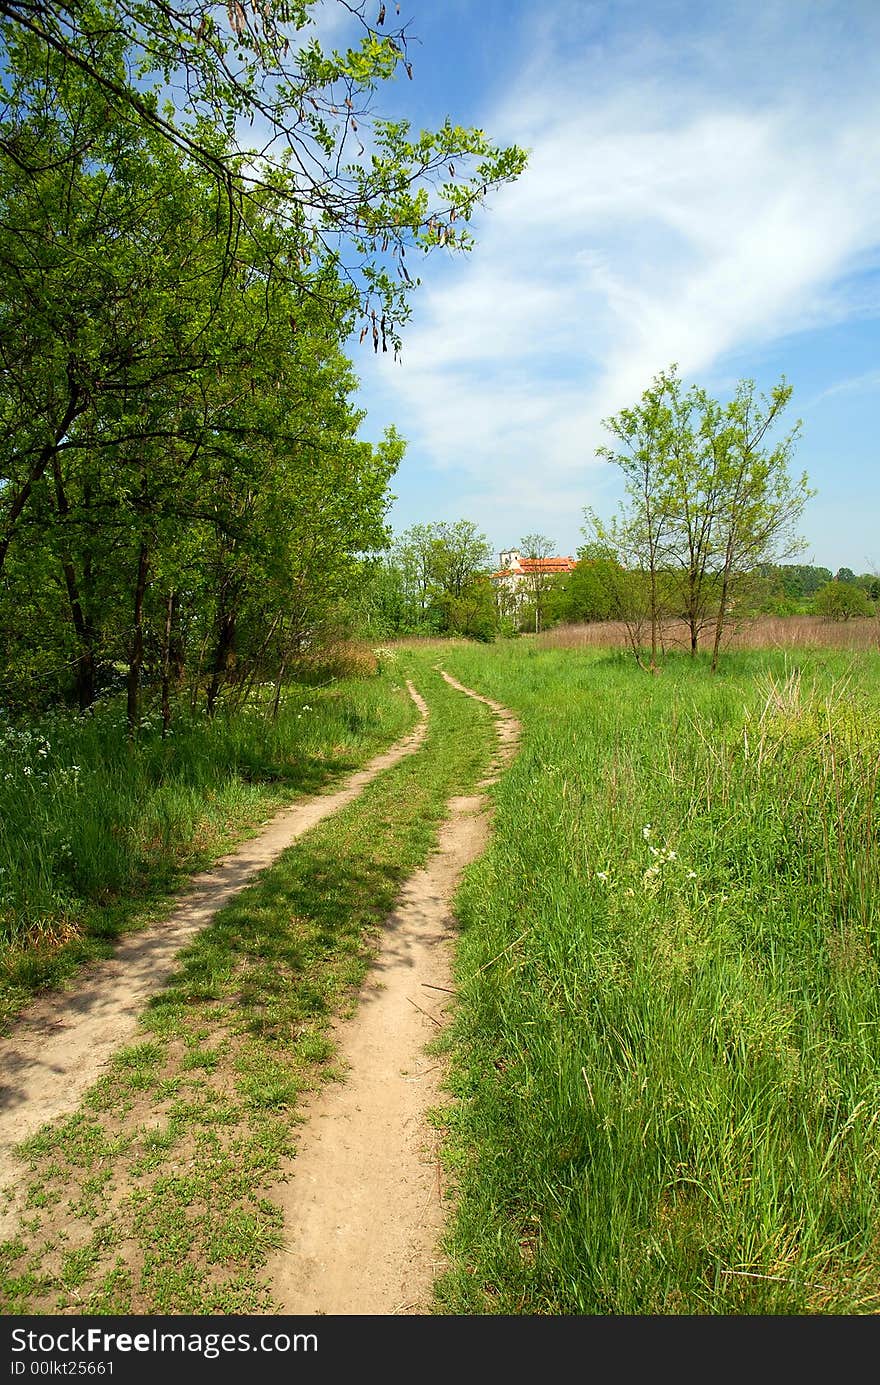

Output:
xmin=432 ymin=642 xmax=880 ymax=1314
xmin=9 ymin=637 xmax=875 ymax=1316
xmin=0 ymin=657 xmax=494 ymax=1313
xmin=0 ymin=669 xmax=416 ymax=1029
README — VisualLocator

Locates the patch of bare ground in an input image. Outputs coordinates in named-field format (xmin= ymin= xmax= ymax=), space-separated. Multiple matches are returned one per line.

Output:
xmin=0 ymin=685 xmax=428 ymax=1174
xmin=266 ymin=670 xmax=519 ymax=1316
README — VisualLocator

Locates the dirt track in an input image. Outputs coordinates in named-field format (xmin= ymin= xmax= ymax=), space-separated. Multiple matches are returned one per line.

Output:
xmin=0 ymin=670 xmax=520 ymax=1311
xmin=0 ymin=682 xmax=428 ymax=1167
xmin=266 ymin=671 xmax=519 ymax=1314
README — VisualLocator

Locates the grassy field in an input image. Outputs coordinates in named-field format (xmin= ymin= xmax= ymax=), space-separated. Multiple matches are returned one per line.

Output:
xmin=0 ymin=671 xmax=417 ymax=1030
xmin=1 ymin=657 xmax=493 ymax=1312
xmin=4 ymin=636 xmax=880 ymax=1315
xmin=432 ymin=641 xmax=880 ymax=1313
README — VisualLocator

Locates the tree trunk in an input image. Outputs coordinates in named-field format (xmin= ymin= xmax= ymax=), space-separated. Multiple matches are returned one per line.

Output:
xmin=649 ymin=563 xmax=659 ymax=673
xmin=710 ymin=568 xmax=731 ymax=673
xmin=272 ymin=659 xmax=286 ymax=722
xmin=51 ymin=459 xmax=96 ymax=710
xmin=62 ymin=559 xmax=97 ymax=711
xmin=161 ymin=589 xmax=177 ymax=738
xmin=206 ymin=599 xmax=237 ymax=717
xmin=126 ymin=541 xmax=151 ymax=735
xmin=0 ymin=381 xmax=83 ymax=580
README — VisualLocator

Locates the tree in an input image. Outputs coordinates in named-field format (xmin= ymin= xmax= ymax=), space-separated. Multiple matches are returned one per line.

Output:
xmin=591 ymin=372 xmax=680 ymax=669
xmin=814 ymin=580 xmax=873 ymax=621
xmin=437 ymin=576 xmax=497 ymax=642
xmin=0 ymin=7 xmax=526 ymax=721
xmin=0 ymin=2 xmax=527 ymax=336
xmin=429 ymin=520 xmax=495 ymax=601
xmin=0 ymin=91 xmax=404 ymax=723
xmin=580 ymin=513 xmax=657 ymax=666
xmin=705 ymin=378 xmax=811 ymax=670
xmin=546 ymin=549 xmax=622 ymax=625
xmin=390 ymin=519 xmax=494 ymax=635
xmin=349 ymin=555 xmax=412 ymax=637
xmin=588 ymin=366 xmax=812 ymax=671
xmin=754 ymin=564 xmax=833 ymax=603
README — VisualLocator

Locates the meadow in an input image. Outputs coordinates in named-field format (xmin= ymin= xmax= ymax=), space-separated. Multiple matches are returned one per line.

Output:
xmin=3 ymin=631 xmax=880 ymax=1314
xmin=0 ymin=671 xmax=416 ymax=1029
xmin=426 ymin=639 xmax=880 ymax=1314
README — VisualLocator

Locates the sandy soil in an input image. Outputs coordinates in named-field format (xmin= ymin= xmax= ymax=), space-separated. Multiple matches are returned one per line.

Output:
xmin=0 ymin=683 xmax=428 ymax=1170
xmin=266 ymin=670 xmax=520 ymax=1315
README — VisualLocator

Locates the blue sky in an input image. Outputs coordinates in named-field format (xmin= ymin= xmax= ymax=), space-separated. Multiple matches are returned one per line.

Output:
xmin=328 ymin=1 xmax=880 ymax=572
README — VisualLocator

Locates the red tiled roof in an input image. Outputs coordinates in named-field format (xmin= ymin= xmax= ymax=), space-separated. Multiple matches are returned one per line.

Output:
xmin=492 ymin=556 xmax=576 ymax=578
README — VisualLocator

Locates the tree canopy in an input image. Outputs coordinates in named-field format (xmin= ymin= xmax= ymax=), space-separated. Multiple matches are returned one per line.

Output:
xmin=0 ymin=2 xmax=525 ymax=721
xmin=0 ymin=1 xmax=527 ymax=339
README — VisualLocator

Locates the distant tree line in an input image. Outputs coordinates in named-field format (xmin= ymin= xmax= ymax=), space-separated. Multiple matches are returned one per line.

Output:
xmin=355 ymin=520 xmax=877 ymax=652
xmin=546 ymin=557 xmax=879 ymax=629
xmin=354 ymin=520 xmax=499 ymax=641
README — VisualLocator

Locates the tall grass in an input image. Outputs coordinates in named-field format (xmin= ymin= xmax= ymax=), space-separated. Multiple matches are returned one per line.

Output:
xmin=540 ymin=614 xmax=880 ymax=652
xmin=434 ymin=643 xmax=880 ymax=1313
xmin=0 ymin=672 xmax=415 ymax=1020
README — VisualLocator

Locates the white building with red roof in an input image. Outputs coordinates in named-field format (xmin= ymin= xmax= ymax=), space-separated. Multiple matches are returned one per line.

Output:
xmin=492 ymin=549 xmax=576 ymax=591
xmin=491 ymin=549 xmax=576 ymax=630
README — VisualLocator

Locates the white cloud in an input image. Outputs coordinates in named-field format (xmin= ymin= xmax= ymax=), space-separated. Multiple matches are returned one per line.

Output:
xmin=357 ymin=2 xmax=880 ymax=551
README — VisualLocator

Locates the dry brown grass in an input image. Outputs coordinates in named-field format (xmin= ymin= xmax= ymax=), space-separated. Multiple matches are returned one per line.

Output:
xmin=291 ymin=640 xmax=380 ymax=681
xmin=537 ymin=614 xmax=880 ymax=653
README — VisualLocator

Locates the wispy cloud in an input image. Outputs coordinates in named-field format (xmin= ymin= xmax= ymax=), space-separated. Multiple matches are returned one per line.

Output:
xmin=808 ymin=368 xmax=880 ymax=407
xmin=359 ymin=1 xmax=880 ymax=550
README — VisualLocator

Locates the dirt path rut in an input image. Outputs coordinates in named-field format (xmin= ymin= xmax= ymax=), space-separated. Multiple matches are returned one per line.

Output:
xmin=0 ymin=683 xmax=428 ymax=1163
xmin=267 ymin=670 xmax=519 ymax=1315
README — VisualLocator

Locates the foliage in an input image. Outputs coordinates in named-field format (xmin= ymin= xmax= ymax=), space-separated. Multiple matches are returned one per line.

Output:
xmin=814 ymin=580 xmax=874 ymax=621
xmin=0 ymin=4 xmax=525 ymax=724
xmin=756 ymin=563 xmax=833 ymax=601
xmin=587 ymin=365 xmax=812 ymax=671
xmin=545 ymin=552 xmax=621 ymax=625
xmin=358 ymin=519 xmax=496 ymax=638
xmin=0 ymin=1 xmax=527 ymax=338
xmin=512 ymin=533 xmax=557 ymax=635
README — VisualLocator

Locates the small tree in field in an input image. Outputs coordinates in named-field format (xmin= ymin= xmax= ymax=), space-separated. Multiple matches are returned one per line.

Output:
xmin=814 ymin=580 xmax=873 ymax=621
xmin=581 ymin=512 xmax=655 ymax=668
xmin=705 ymin=378 xmax=812 ymax=670
xmin=590 ymin=366 xmax=812 ymax=671
xmin=592 ymin=370 xmax=681 ymax=670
